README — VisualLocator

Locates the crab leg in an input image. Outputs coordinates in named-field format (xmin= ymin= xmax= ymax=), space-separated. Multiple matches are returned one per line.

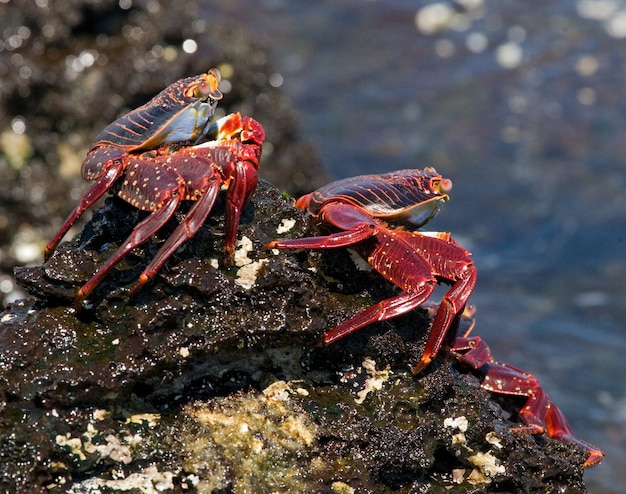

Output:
xmin=128 ymin=164 xmax=222 ymax=296
xmin=75 ymin=160 xmax=185 ymax=304
xmin=44 ymin=164 xmax=124 ymax=261
xmin=544 ymin=400 xmax=604 ymax=468
xmin=190 ymin=114 xmax=262 ymax=264
xmin=323 ymin=289 xmax=435 ymax=345
xmin=271 ymin=221 xmax=476 ymax=372
xmin=222 ymin=155 xmax=259 ymax=263
xmin=76 ymin=196 xmax=180 ymax=304
xmin=412 ymin=263 xmax=476 ymax=374
xmin=267 ymin=203 xmax=385 ymax=250
xmin=452 ymin=335 xmax=604 ymax=468
xmin=269 ymin=204 xmax=445 ymax=344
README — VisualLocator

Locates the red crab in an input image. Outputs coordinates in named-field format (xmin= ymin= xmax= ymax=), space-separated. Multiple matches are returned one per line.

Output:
xmin=266 ymin=168 xmax=476 ymax=374
xmin=44 ymin=68 xmax=224 ymax=260
xmin=450 ymin=306 xmax=604 ymax=468
xmin=48 ymin=112 xmax=265 ymax=304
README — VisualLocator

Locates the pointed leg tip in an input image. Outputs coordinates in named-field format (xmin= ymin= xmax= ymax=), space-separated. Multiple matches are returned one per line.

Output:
xmin=73 ymin=291 xmax=87 ymax=311
xmin=43 ymin=244 xmax=56 ymax=262
xmin=583 ymin=450 xmax=604 ymax=469
xmin=552 ymin=432 xmax=605 ymax=469
xmin=223 ymin=250 xmax=235 ymax=267
xmin=129 ymin=274 xmax=150 ymax=298
xmin=412 ymin=357 xmax=431 ymax=376
xmin=128 ymin=284 xmax=141 ymax=298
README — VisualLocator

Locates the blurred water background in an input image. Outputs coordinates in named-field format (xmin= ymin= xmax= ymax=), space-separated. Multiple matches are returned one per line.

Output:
xmin=217 ymin=1 xmax=625 ymax=492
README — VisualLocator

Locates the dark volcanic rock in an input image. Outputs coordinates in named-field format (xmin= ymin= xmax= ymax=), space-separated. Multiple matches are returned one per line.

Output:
xmin=0 ymin=0 xmax=327 ymax=301
xmin=1 ymin=180 xmax=589 ymax=493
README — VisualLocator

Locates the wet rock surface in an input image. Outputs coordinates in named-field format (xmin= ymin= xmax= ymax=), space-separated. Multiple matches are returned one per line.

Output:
xmin=0 ymin=0 xmax=327 ymax=301
xmin=1 ymin=179 xmax=590 ymax=493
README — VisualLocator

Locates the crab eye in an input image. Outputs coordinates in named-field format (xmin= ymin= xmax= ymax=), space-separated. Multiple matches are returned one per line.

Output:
xmin=183 ymin=82 xmax=209 ymax=99
xmin=438 ymin=178 xmax=453 ymax=194
xmin=432 ymin=177 xmax=452 ymax=195
xmin=182 ymin=69 xmax=223 ymax=99
xmin=197 ymin=80 xmax=211 ymax=96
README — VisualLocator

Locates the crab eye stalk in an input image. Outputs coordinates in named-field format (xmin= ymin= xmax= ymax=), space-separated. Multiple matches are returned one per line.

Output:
xmin=184 ymin=68 xmax=223 ymax=100
xmin=434 ymin=177 xmax=453 ymax=195
xmin=203 ymin=68 xmax=223 ymax=99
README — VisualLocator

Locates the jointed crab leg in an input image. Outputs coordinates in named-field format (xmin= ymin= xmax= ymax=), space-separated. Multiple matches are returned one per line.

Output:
xmin=129 ymin=172 xmax=222 ymax=296
xmin=412 ymin=237 xmax=476 ymax=373
xmin=274 ymin=225 xmax=477 ymax=373
xmin=323 ymin=291 xmax=434 ymax=345
xmin=192 ymin=113 xmax=262 ymax=263
xmin=46 ymin=70 xmax=224 ymax=263
xmin=267 ymin=173 xmax=475 ymax=373
xmin=75 ymin=159 xmax=186 ymax=304
xmin=223 ymin=156 xmax=259 ymax=261
xmin=291 ymin=209 xmax=440 ymax=345
xmin=128 ymin=127 xmax=261 ymax=295
xmin=451 ymin=334 xmax=604 ymax=468
xmin=44 ymin=164 xmax=124 ymax=261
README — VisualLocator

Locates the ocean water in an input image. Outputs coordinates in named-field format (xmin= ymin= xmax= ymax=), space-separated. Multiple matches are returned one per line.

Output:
xmin=215 ymin=1 xmax=626 ymax=492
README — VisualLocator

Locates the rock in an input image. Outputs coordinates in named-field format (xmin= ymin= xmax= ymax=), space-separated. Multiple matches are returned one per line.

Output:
xmin=0 ymin=0 xmax=328 ymax=303
xmin=0 ymin=179 xmax=589 ymax=493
